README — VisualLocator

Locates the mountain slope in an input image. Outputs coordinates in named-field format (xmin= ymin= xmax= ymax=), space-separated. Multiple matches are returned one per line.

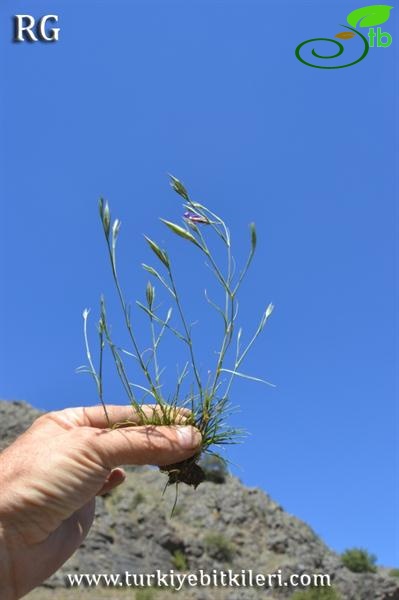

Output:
xmin=0 ymin=400 xmax=398 ymax=600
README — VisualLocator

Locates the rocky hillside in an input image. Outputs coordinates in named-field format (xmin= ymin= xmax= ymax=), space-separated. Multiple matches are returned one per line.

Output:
xmin=0 ymin=400 xmax=398 ymax=600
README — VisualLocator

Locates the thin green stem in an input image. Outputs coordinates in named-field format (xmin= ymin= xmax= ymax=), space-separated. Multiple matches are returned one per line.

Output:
xmin=97 ymin=324 xmax=110 ymax=427
xmin=104 ymin=235 xmax=161 ymax=403
xmin=223 ymin=328 xmax=242 ymax=401
xmin=173 ymin=362 xmax=189 ymax=404
xmin=233 ymin=247 xmax=256 ymax=296
xmin=150 ymin=318 xmax=160 ymax=385
xmin=101 ymin=306 xmax=140 ymax=410
xmin=210 ymin=294 xmax=235 ymax=399
xmin=195 ymin=226 xmax=230 ymax=294
xmin=83 ymin=310 xmax=110 ymax=427
xmin=167 ymin=267 xmax=203 ymax=403
xmin=136 ymin=302 xmax=187 ymax=343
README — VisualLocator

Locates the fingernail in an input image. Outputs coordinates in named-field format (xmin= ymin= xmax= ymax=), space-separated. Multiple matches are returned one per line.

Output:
xmin=176 ymin=426 xmax=202 ymax=449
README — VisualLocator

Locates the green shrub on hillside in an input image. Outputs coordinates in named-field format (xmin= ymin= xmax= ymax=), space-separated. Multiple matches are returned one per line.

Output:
xmin=171 ymin=549 xmax=188 ymax=571
xmin=130 ymin=491 xmax=145 ymax=510
xmin=341 ymin=548 xmax=377 ymax=573
xmin=204 ymin=531 xmax=235 ymax=562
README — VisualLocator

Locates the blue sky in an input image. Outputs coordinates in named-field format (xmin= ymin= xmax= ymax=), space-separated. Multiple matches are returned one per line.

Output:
xmin=0 ymin=0 xmax=397 ymax=566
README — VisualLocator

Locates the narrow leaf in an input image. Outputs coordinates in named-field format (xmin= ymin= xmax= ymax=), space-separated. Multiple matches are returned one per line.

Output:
xmin=142 ymin=263 xmax=176 ymax=297
xmin=220 ymin=368 xmax=275 ymax=387
xmin=120 ymin=348 xmax=137 ymax=358
xmin=264 ymin=302 xmax=274 ymax=322
xmin=129 ymin=383 xmax=158 ymax=399
xmin=237 ymin=327 xmax=243 ymax=348
xmin=136 ymin=301 xmax=156 ymax=319
xmin=142 ymin=263 xmax=159 ymax=277
xmin=204 ymin=289 xmax=227 ymax=325
xmin=136 ymin=302 xmax=187 ymax=342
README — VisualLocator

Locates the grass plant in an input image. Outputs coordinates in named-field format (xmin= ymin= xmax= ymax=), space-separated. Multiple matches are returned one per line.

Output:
xmin=79 ymin=175 xmax=273 ymax=491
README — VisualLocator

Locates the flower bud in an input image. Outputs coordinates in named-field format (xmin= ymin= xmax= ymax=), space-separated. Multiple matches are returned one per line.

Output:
xmin=169 ymin=174 xmax=189 ymax=201
xmin=99 ymin=198 xmax=111 ymax=238
xmin=146 ymin=281 xmax=155 ymax=309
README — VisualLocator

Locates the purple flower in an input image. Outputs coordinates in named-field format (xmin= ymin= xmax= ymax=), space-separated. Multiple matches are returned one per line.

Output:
xmin=183 ymin=211 xmax=209 ymax=225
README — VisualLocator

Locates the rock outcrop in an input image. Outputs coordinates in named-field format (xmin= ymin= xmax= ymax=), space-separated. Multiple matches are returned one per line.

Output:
xmin=0 ymin=400 xmax=398 ymax=600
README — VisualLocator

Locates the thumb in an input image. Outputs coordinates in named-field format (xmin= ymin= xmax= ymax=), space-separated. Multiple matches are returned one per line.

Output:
xmin=90 ymin=425 xmax=202 ymax=469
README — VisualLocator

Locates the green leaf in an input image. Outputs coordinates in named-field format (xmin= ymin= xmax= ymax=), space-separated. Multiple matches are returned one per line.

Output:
xmin=220 ymin=368 xmax=276 ymax=387
xmin=160 ymin=219 xmax=201 ymax=247
xmin=136 ymin=300 xmax=156 ymax=319
xmin=142 ymin=263 xmax=159 ymax=277
xmin=144 ymin=236 xmax=170 ymax=268
xmin=263 ymin=302 xmax=274 ymax=324
xmin=142 ymin=264 xmax=176 ymax=297
xmin=204 ymin=289 xmax=227 ymax=325
xmin=129 ymin=382 xmax=158 ymax=400
xmin=347 ymin=5 xmax=393 ymax=28
xmin=136 ymin=301 xmax=187 ymax=342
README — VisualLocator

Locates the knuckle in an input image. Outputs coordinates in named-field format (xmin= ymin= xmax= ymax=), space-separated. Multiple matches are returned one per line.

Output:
xmin=72 ymin=427 xmax=110 ymax=467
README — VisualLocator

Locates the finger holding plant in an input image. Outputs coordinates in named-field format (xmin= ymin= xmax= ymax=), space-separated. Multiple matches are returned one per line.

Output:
xmin=79 ymin=175 xmax=274 ymax=493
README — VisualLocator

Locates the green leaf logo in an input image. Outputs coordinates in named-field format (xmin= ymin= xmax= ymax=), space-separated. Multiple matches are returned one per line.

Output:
xmin=347 ymin=5 xmax=393 ymax=28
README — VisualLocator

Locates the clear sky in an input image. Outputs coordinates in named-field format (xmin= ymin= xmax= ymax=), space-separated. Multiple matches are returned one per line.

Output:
xmin=0 ymin=0 xmax=397 ymax=566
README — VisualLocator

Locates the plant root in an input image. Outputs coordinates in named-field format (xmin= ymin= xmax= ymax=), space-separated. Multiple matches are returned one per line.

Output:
xmin=159 ymin=456 xmax=205 ymax=488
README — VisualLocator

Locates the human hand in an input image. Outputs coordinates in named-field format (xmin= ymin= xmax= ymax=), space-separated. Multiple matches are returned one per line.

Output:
xmin=0 ymin=404 xmax=201 ymax=599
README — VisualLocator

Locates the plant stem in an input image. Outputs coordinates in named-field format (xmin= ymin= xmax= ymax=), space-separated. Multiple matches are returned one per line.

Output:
xmin=98 ymin=323 xmax=110 ymax=427
xmin=83 ymin=310 xmax=111 ymax=426
xmin=167 ymin=266 xmax=204 ymax=404
xmin=104 ymin=235 xmax=162 ymax=404
xmin=100 ymin=302 xmax=141 ymax=411
xmin=150 ymin=318 xmax=160 ymax=385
